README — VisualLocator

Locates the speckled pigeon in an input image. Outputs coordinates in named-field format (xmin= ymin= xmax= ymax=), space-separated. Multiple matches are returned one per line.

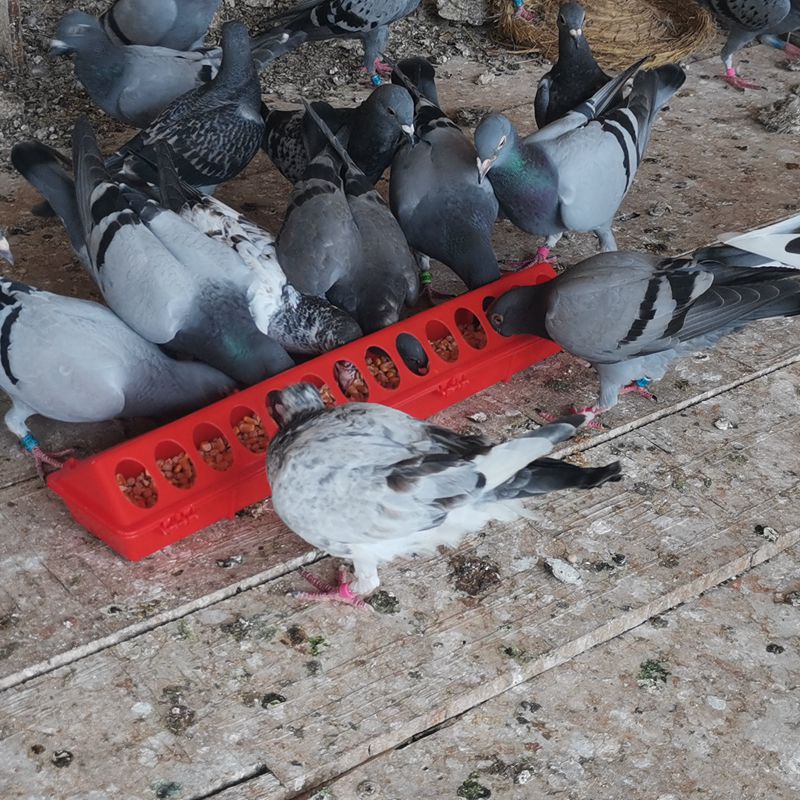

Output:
xmin=389 ymin=65 xmax=500 ymax=300
xmin=250 ymin=0 xmax=422 ymax=84
xmin=277 ymin=102 xmax=418 ymax=333
xmin=100 ymin=0 xmax=220 ymax=49
xmin=266 ymin=383 xmax=622 ymax=606
xmin=104 ymin=21 xmax=264 ymax=192
xmin=487 ymin=224 xmax=800 ymax=414
xmin=474 ymin=59 xmax=684 ymax=263
xmin=697 ymin=0 xmax=800 ymax=89
xmin=262 ymin=84 xmax=414 ymax=184
xmin=534 ymin=3 xmax=620 ymax=128
xmin=0 ymin=234 xmax=234 ymax=480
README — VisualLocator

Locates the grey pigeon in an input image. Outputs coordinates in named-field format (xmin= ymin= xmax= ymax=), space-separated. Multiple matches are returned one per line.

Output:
xmin=389 ymin=66 xmax=500 ymax=299
xmin=475 ymin=60 xmax=684 ymax=263
xmin=277 ymin=102 xmax=418 ymax=333
xmin=267 ymin=383 xmax=622 ymax=605
xmin=262 ymin=84 xmax=415 ymax=184
xmin=534 ymin=3 xmax=619 ymax=128
xmin=0 ymin=234 xmax=234 ymax=480
xmin=249 ymin=0 xmax=422 ymax=84
xmin=390 ymin=56 xmax=439 ymax=106
xmin=487 ymin=224 xmax=800 ymax=413
xmin=65 ymin=116 xmax=297 ymax=385
xmin=104 ymin=21 xmax=264 ymax=192
xmin=100 ymin=0 xmax=220 ymax=49
xmin=697 ymin=0 xmax=800 ymax=89
xmin=50 ymin=11 xmax=220 ymax=128
xmin=51 ymin=12 xmax=287 ymax=127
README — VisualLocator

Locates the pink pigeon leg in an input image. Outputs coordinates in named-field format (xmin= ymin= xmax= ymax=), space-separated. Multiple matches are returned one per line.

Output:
xmin=537 ymin=405 xmax=605 ymax=430
xmin=374 ymin=58 xmax=393 ymax=78
xmin=291 ymin=566 xmax=371 ymax=609
xmin=620 ymin=381 xmax=657 ymax=402
xmin=719 ymin=67 xmax=763 ymax=91
xmin=513 ymin=0 xmax=539 ymax=22
xmin=499 ymin=246 xmax=553 ymax=273
xmin=19 ymin=434 xmax=73 ymax=482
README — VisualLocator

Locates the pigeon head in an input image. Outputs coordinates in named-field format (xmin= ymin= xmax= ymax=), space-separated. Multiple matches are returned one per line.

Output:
xmin=487 ymin=286 xmax=551 ymax=339
xmin=268 ymin=384 xmax=326 ymax=429
xmin=392 ymin=57 xmax=439 ymax=107
xmin=396 ymin=333 xmax=430 ymax=376
xmin=474 ymin=114 xmax=515 ymax=183
xmin=557 ymin=2 xmax=586 ymax=43
xmin=51 ymin=11 xmax=106 ymax=56
xmin=218 ymin=20 xmax=258 ymax=85
xmin=367 ymin=85 xmax=415 ymax=141
xmin=0 ymin=229 xmax=13 ymax=266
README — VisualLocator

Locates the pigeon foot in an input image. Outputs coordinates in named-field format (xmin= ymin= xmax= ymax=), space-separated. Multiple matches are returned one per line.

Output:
xmin=620 ymin=380 xmax=657 ymax=402
xmin=20 ymin=434 xmax=73 ymax=482
xmin=513 ymin=0 xmax=539 ymax=22
xmin=720 ymin=70 xmax=763 ymax=91
xmin=374 ymin=58 xmax=393 ymax=78
xmin=537 ymin=406 xmax=605 ymax=430
xmin=291 ymin=567 xmax=371 ymax=609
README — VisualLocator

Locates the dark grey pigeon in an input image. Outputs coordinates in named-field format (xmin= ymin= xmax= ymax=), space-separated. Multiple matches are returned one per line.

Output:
xmin=262 ymin=84 xmax=414 ymax=184
xmin=266 ymin=383 xmax=621 ymax=606
xmin=487 ymin=223 xmax=800 ymax=413
xmin=50 ymin=11 xmax=219 ymax=127
xmin=100 ymin=0 xmax=220 ymax=49
xmin=277 ymin=102 xmax=418 ymax=333
xmin=391 ymin=56 xmax=439 ymax=106
xmin=249 ymin=0 xmax=422 ymax=84
xmin=534 ymin=2 xmax=619 ymax=128
xmin=69 ymin=116 xmax=296 ymax=385
xmin=0 ymin=234 xmax=234 ymax=480
xmin=697 ymin=0 xmax=800 ymax=90
xmin=474 ymin=59 xmax=683 ymax=263
xmin=390 ymin=65 xmax=500 ymax=299
xmin=104 ymin=21 xmax=264 ymax=192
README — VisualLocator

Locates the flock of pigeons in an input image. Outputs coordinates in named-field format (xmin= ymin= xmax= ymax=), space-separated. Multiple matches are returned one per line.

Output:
xmin=2 ymin=0 xmax=800 ymax=605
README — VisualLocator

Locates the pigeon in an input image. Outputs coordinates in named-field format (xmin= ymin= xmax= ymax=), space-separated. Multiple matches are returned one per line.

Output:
xmin=277 ymin=102 xmax=418 ymax=333
xmin=104 ymin=21 xmax=265 ymax=193
xmin=389 ymin=65 xmax=501 ymax=299
xmin=266 ymin=383 xmax=622 ymax=605
xmin=99 ymin=0 xmax=221 ymax=50
xmin=474 ymin=59 xmax=684 ymax=263
xmin=391 ymin=56 xmax=439 ymax=106
xmin=249 ymin=0 xmax=422 ymax=84
xmin=534 ymin=3 xmax=619 ymax=128
xmin=697 ymin=0 xmax=800 ymax=90
xmin=262 ymin=84 xmax=415 ymax=185
xmin=0 ymin=234 xmax=235 ymax=480
xmin=487 ymin=231 xmax=800 ymax=414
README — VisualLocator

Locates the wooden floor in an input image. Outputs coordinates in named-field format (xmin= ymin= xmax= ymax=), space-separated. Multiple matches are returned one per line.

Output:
xmin=1 ymin=42 xmax=800 ymax=800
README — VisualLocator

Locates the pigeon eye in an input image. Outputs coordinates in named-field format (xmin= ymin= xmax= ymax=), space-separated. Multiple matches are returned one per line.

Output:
xmin=387 ymin=107 xmax=396 ymax=116
xmin=498 ymin=136 xmax=507 ymax=149
xmin=558 ymin=14 xmax=565 ymax=23
xmin=490 ymin=312 xmax=504 ymax=327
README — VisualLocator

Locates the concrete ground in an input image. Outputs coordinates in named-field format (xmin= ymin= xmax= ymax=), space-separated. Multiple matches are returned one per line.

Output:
xmin=0 ymin=20 xmax=799 ymax=800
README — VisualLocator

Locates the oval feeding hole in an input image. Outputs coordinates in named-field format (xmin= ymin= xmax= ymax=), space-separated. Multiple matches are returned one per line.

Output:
xmin=334 ymin=360 xmax=369 ymax=401
xmin=194 ymin=423 xmax=234 ymax=472
xmin=481 ymin=295 xmax=495 ymax=312
xmin=365 ymin=347 xmax=400 ymax=390
xmin=298 ymin=373 xmax=336 ymax=409
xmin=115 ymin=458 xmax=158 ymax=509
xmin=230 ymin=407 xmax=269 ymax=454
xmin=426 ymin=320 xmax=459 ymax=363
xmin=154 ymin=441 xmax=197 ymax=491
xmin=396 ymin=333 xmax=429 ymax=376
xmin=455 ymin=308 xmax=488 ymax=350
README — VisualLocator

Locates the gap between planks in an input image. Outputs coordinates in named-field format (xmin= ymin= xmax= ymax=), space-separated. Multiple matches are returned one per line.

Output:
xmin=1 ymin=348 xmax=798 ymax=694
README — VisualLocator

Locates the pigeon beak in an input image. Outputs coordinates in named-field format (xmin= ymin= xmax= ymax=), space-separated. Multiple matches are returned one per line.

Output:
xmin=49 ymin=39 xmax=72 ymax=56
xmin=477 ymin=157 xmax=494 ymax=183
xmin=0 ymin=236 xmax=13 ymax=266
xmin=569 ymin=28 xmax=581 ymax=40
xmin=401 ymin=124 xmax=415 ymax=139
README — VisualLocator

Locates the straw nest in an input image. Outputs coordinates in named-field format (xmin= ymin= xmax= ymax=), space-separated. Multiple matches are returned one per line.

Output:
xmin=494 ymin=0 xmax=718 ymax=70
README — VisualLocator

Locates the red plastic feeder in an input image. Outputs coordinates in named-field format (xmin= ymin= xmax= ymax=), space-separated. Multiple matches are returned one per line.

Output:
xmin=48 ymin=264 xmax=560 ymax=559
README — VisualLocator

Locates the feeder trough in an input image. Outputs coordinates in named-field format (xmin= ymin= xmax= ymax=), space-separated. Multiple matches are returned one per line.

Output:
xmin=48 ymin=264 xmax=560 ymax=560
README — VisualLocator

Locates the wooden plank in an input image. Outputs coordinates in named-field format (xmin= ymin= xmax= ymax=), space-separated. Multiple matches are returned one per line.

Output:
xmin=302 ymin=546 xmax=800 ymax=800
xmin=1 ymin=365 xmax=798 ymax=800
xmin=0 ymin=0 xmax=22 ymax=69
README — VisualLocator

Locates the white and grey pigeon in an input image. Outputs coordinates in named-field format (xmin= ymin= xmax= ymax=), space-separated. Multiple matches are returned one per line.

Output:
xmin=474 ymin=59 xmax=684 ymax=264
xmin=0 ymin=234 xmax=235 ymax=480
xmin=267 ymin=383 xmax=622 ymax=606
xmin=261 ymin=84 xmax=415 ymax=185
xmin=277 ymin=102 xmax=418 ymax=333
xmin=250 ymin=0 xmax=422 ymax=85
xmin=534 ymin=2 xmax=619 ymax=129
xmin=696 ymin=0 xmax=800 ymax=90
xmin=99 ymin=0 xmax=221 ymax=50
xmin=487 ymin=224 xmax=800 ymax=414
xmin=389 ymin=63 xmax=500 ymax=301
xmin=104 ymin=20 xmax=265 ymax=193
